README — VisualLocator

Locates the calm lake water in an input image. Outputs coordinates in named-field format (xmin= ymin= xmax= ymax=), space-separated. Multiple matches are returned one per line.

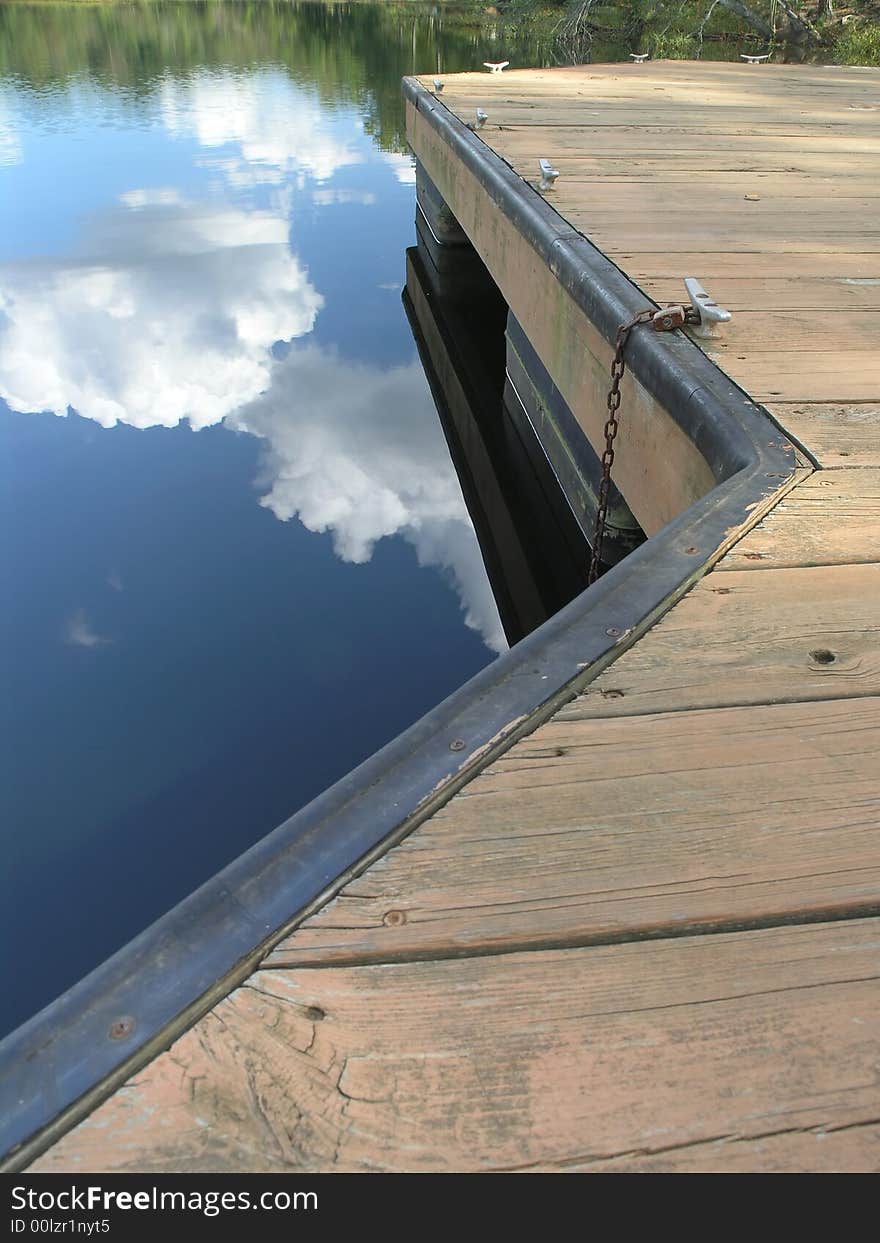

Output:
xmin=0 ymin=2 xmax=556 ymax=1038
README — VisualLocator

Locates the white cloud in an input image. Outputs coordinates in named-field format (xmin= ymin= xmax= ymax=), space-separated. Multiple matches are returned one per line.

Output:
xmin=382 ymin=152 xmax=417 ymax=185
xmin=197 ymin=155 xmax=286 ymax=189
xmin=311 ymin=189 xmax=377 ymax=207
xmin=119 ymin=187 xmax=182 ymax=208
xmin=0 ymin=98 xmax=21 ymax=167
xmin=65 ymin=608 xmax=111 ymax=648
xmin=0 ymin=198 xmax=322 ymax=429
xmin=0 ymin=209 xmax=502 ymax=650
xmin=233 ymin=344 xmax=506 ymax=653
xmin=160 ymin=70 xmax=365 ymax=186
xmin=0 ymin=98 xmax=502 ymax=650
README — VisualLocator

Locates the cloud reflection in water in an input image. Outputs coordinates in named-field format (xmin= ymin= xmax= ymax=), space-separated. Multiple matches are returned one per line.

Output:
xmin=234 ymin=345 xmax=506 ymax=653
xmin=0 ymin=195 xmax=322 ymax=428
xmin=160 ymin=70 xmax=367 ymax=186
xmin=0 ymin=112 xmax=505 ymax=652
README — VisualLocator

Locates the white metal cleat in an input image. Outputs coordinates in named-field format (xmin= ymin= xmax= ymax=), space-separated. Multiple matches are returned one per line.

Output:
xmin=538 ymin=158 xmax=559 ymax=192
xmin=433 ymin=78 xmax=444 ymax=93
xmin=483 ymin=61 xmax=510 ymax=73
xmin=740 ymin=53 xmax=770 ymax=63
xmin=474 ymin=108 xmax=488 ymax=130
xmin=683 ymin=278 xmax=732 ymax=339
xmin=630 ymin=53 xmax=649 ymax=63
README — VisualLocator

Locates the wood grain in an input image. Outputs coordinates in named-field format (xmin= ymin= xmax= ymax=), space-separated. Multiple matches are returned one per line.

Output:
xmin=32 ymin=920 xmax=880 ymax=1172
xmin=259 ymin=697 xmax=880 ymax=968
xmin=714 ymin=354 xmax=879 ymax=405
xmin=505 ymin=168 xmax=880 ymax=193
xmin=697 ymin=311 xmax=880 ymax=354
xmin=615 ymin=253 xmax=880 ymax=279
xmin=725 ymin=469 xmax=880 ymax=568
xmin=496 ymin=128 xmax=880 ymax=155
xmin=643 ymin=281 xmax=880 ymax=314
xmin=541 ymin=1125 xmax=880 ymax=1172
xmin=564 ymin=562 xmax=880 ymax=716
xmin=769 ymin=403 xmax=880 ymax=466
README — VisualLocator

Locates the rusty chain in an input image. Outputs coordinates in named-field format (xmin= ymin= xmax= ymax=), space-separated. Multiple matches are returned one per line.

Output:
xmin=588 ymin=303 xmax=689 ymax=585
xmin=588 ymin=309 xmax=653 ymax=584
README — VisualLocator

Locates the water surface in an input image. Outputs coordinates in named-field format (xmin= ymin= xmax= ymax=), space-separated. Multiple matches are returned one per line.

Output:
xmin=0 ymin=1 xmax=550 ymax=1036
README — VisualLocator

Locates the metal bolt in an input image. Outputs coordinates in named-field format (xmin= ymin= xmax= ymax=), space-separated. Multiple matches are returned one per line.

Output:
xmin=449 ymin=738 xmax=466 ymax=752
xmin=108 ymin=1016 xmax=136 ymax=1040
xmin=685 ymin=546 xmax=699 ymax=554
xmin=605 ymin=626 xmax=621 ymax=637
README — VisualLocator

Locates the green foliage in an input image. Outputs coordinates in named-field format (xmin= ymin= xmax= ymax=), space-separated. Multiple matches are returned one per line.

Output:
xmin=4 ymin=1 xmax=879 ymax=91
xmin=494 ymin=0 xmax=880 ymax=65
xmin=0 ymin=2 xmax=527 ymax=152
xmin=647 ymin=28 xmax=695 ymax=58
xmin=834 ymin=16 xmax=880 ymax=65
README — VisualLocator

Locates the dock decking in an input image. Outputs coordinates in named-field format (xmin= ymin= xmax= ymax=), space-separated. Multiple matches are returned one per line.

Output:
xmin=26 ymin=62 xmax=880 ymax=1173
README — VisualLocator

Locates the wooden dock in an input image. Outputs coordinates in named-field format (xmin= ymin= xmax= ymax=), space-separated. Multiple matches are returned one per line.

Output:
xmin=27 ymin=61 xmax=880 ymax=1173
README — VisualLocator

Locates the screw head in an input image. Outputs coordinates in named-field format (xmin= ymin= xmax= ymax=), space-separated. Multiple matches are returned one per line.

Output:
xmin=449 ymin=738 xmax=466 ymax=752
xmin=605 ymin=626 xmax=621 ymax=637
xmin=108 ymin=1016 xmax=136 ymax=1041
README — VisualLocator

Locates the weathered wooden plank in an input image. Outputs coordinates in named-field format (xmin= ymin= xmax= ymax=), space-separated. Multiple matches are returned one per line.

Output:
xmin=435 ymin=87 xmax=880 ymax=122
xmin=562 ymin=219 xmax=880 ymax=256
xmin=450 ymin=113 xmax=880 ymax=135
xmin=692 ymin=312 xmax=879 ymax=355
xmin=531 ymin=196 xmax=880 ymax=225
xmin=427 ymin=63 xmax=879 ymax=96
xmin=541 ymin=1125 xmax=880 ymax=1172
xmin=635 ymin=279 xmax=880 ymax=314
xmin=769 ymin=403 xmax=880 ymax=467
xmin=442 ymin=103 xmax=879 ymax=133
xmin=566 ymin=563 xmax=880 ymax=717
xmin=703 ymin=353 xmax=878 ymax=404
xmin=32 ymin=920 xmax=880 ymax=1172
xmin=434 ymin=66 xmax=880 ymax=105
xmin=493 ymin=128 xmax=880 ymax=155
xmin=618 ymin=254 xmax=880 ymax=280
xmin=495 ymin=164 xmax=880 ymax=189
xmin=437 ymin=72 xmax=879 ymax=98
xmin=256 ymin=697 xmax=880 ymax=968
xmin=725 ymin=469 xmax=880 ymax=568
xmin=560 ymin=206 xmax=880 ymax=234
